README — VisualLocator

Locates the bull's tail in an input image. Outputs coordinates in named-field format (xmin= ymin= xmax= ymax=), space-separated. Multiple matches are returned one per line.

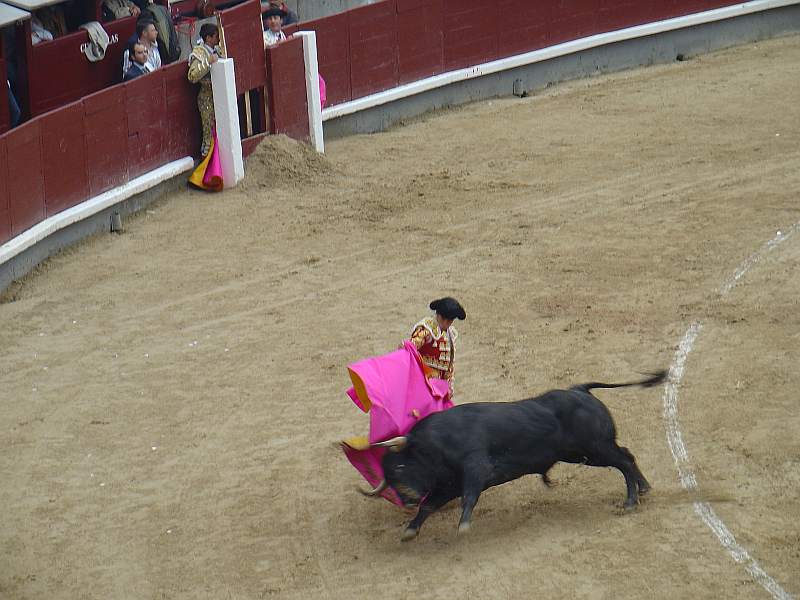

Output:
xmin=571 ymin=370 xmax=667 ymax=393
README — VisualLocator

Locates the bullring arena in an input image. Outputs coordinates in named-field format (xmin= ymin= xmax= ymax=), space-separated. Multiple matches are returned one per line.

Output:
xmin=1 ymin=34 xmax=799 ymax=599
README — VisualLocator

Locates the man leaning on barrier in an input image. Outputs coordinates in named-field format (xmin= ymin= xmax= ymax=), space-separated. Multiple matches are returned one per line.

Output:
xmin=187 ymin=23 xmax=222 ymax=157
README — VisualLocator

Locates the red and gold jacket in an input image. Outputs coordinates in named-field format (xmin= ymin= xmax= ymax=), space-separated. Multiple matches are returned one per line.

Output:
xmin=409 ymin=316 xmax=458 ymax=383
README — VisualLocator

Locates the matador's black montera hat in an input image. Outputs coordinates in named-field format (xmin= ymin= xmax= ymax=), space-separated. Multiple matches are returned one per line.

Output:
xmin=429 ymin=297 xmax=466 ymax=320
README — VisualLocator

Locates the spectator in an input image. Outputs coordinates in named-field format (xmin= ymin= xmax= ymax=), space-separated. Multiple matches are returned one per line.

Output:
xmin=30 ymin=15 xmax=54 ymax=45
xmin=263 ymin=5 xmax=286 ymax=48
xmin=121 ymin=20 xmax=161 ymax=77
xmin=187 ymin=23 xmax=221 ymax=156
xmin=142 ymin=3 xmax=181 ymax=64
xmin=264 ymin=1 xmax=297 ymax=26
xmin=102 ymin=0 xmax=141 ymax=21
xmin=123 ymin=41 xmax=149 ymax=81
xmin=35 ymin=5 xmax=68 ymax=38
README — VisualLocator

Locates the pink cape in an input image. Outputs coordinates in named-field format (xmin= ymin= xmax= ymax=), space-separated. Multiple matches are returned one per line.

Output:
xmin=342 ymin=341 xmax=453 ymax=505
xmin=188 ymin=128 xmax=224 ymax=192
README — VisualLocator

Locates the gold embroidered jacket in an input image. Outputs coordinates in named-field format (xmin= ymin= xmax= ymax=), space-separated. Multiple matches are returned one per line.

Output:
xmin=409 ymin=316 xmax=458 ymax=382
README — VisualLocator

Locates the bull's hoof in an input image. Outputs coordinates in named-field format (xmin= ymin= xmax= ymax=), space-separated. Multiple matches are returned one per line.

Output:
xmin=401 ymin=527 xmax=418 ymax=542
xmin=622 ymin=501 xmax=638 ymax=512
xmin=457 ymin=521 xmax=471 ymax=535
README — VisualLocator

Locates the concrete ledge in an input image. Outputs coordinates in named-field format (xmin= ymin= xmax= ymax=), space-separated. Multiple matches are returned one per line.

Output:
xmin=323 ymin=1 xmax=800 ymax=137
xmin=0 ymin=158 xmax=194 ymax=293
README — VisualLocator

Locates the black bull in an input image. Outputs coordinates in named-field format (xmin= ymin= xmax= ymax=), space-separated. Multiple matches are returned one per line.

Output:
xmin=369 ymin=371 xmax=667 ymax=541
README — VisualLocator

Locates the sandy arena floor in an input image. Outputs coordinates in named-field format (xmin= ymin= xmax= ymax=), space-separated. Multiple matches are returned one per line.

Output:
xmin=1 ymin=35 xmax=799 ymax=600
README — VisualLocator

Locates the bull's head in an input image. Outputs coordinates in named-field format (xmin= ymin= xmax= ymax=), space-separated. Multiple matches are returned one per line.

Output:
xmin=381 ymin=444 xmax=434 ymax=508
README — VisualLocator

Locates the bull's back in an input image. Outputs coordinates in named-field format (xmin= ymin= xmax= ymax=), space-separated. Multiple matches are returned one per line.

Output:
xmin=409 ymin=401 xmax=562 ymax=461
xmin=531 ymin=389 xmax=617 ymax=441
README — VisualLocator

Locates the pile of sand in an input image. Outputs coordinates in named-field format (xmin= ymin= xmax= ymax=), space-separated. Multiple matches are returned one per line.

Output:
xmin=242 ymin=134 xmax=333 ymax=190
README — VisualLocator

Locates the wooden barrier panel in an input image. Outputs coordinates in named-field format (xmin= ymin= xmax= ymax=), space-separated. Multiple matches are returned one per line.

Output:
xmin=497 ymin=0 xmax=551 ymax=57
xmin=550 ymin=0 xmax=600 ymax=46
xmin=163 ymin=62 xmax=201 ymax=161
xmin=442 ymin=0 xmax=500 ymax=71
xmin=669 ymin=0 xmax=742 ymax=19
xmin=5 ymin=118 xmax=44 ymax=236
xmin=84 ymin=86 xmax=130 ymax=197
xmin=0 ymin=58 xmax=9 ymax=134
xmin=349 ymin=1 xmax=399 ymax=98
xmin=265 ymin=36 xmax=309 ymax=140
xmin=125 ymin=69 xmax=168 ymax=180
xmin=294 ymin=12 xmax=351 ymax=106
xmin=26 ymin=17 xmax=136 ymax=117
xmin=597 ymin=0 xmax=667 ymax=32
xmin=220 ymin=0 xmax=268 ymax=94
xmin=0 ymin=136 xmax=9 ymax=245
xmin=397 ymin=0 xmax=444 ymax=85
xmin=41 ymin=101 xmax=90 ymax=217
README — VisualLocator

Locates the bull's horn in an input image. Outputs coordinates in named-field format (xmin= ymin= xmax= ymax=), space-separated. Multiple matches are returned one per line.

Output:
xmin=359 ymin=479 xmax=387 ymax=497
xmin=373 ymin=436 xmax=408 ymax=451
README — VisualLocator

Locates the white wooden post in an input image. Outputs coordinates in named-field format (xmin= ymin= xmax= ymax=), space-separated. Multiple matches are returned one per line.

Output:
xmin=295 ymin=31 xmax=324 ymax=154
xmin=210 ymin=58 xmax=245 ymax=186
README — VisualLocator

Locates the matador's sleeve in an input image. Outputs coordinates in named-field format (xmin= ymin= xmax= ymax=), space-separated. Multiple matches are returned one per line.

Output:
xmin=187 ymin=53 xmax=210 ymax=83
xmin=409 ymin=325 xmax=428 ymax=350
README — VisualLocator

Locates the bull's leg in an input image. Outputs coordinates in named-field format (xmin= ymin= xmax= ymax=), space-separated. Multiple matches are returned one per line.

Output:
xmin=402 ymin=490 xmax=456 ymax=542
xmin=458 ymin=461 xmax=491 ymax=533
xmin=620 ymin=446 xmax=651 ymax=495
xmin=619 ymin=464 xmax=640 ymax=510
xmin=586 ymin=446 xmax=641 ymax=509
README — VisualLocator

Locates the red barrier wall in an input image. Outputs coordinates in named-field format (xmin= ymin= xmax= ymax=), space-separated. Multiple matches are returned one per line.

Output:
xmin=443 ymin=0 xmax=501 ymax=70
xmin=42 ymin=101 xmax=89 ymax=216
xmin=498 ymin=0 xmax=551 ymax=57
xmin=0 ymin=60 xmax=199 ymax=246
xmin=25 ymin=17 xmax=137 ymax=117
xmin=5 ymin=118 xmax=44 ymax=237
xmin=549 ymin=0 xmax=599 ymax=45
xmin=292 ymin=11 xmax=352 ymax=106
xmin=397 ymin=0 xmax=444 ymax=84
xmin=126 ymin=70 xmax=168 ymax=180
xmin=220 ymin=0 xmax=268 ymax=94
xmin=597 ymin=0 xmax=662 ymax=32
xmin=265 ymin=36 xmax=309 ymax=140
xmin=163 ymin=62 xmax=202 ymax=163
xmin=349 ymin=1 xmax=399 ymax=98
xmin=84 ymin=86 xmax=129 ymax=197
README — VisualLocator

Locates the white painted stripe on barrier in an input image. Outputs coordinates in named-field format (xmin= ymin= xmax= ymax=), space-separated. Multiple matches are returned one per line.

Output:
xmin=0 ymin=157 xmax=194 ymax=267
xmin=664 ymin=225 xmax=799 ymax=599
xmin=322 ymin=0 xmax=800 ymax=121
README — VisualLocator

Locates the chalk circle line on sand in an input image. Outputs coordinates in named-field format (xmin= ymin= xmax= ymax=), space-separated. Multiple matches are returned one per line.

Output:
xmin=663 ymin=223 xmax=799 ymax=600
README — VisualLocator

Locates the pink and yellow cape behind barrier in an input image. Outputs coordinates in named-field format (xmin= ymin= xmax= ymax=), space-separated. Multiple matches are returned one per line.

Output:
xmin=342 ymin=341 xmax=453 ymax=505
xmin=188 ymin=128 xmax=224 ymax=192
